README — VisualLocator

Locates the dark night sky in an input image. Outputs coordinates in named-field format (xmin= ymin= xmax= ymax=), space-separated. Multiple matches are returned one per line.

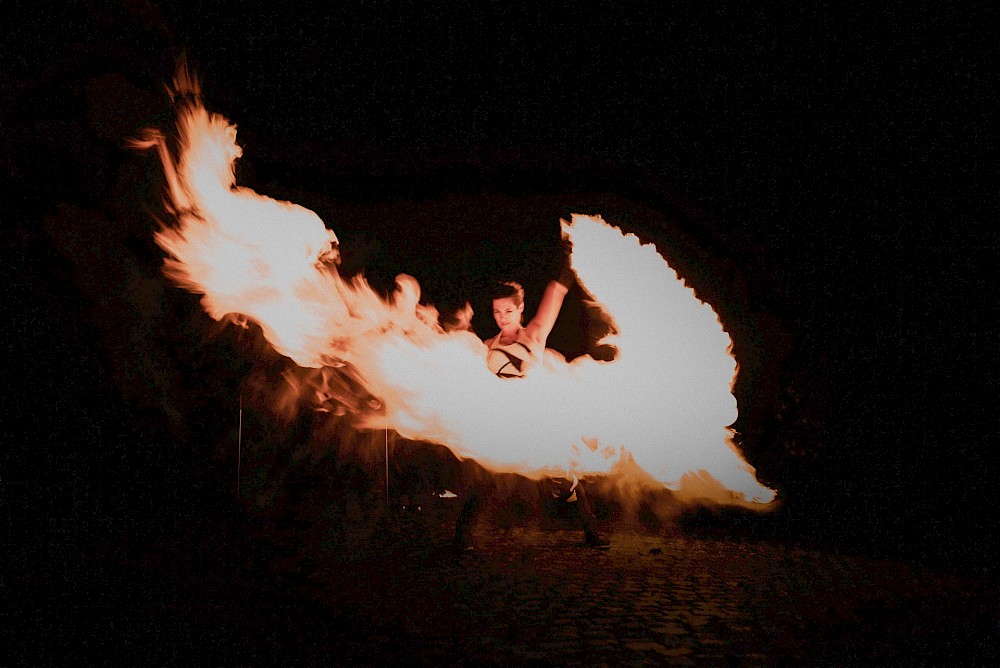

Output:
xmin=4 ymin=0 xmax=996 ymax=588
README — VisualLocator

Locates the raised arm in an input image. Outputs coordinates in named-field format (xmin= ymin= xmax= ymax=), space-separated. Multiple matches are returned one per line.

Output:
xmin=524 ymin=278 xmax=570 ymax=345
xmin=524 ymin=235 xmax=576 ymax=345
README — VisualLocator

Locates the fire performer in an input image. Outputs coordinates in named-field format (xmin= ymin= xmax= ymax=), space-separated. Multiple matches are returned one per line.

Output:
xmin=453 ymin=241 xmax=611 ymax=551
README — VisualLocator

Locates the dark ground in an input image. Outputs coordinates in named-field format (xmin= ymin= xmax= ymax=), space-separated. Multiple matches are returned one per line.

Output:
xmin=9 ymin=468 xmax=1000 ymax=665
xmin=4 ymin=1 xmax=998 ymax=664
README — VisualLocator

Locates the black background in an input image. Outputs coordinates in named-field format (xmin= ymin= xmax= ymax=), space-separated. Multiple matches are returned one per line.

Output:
xmin=4 ymin=0 xmax=996 ymax=648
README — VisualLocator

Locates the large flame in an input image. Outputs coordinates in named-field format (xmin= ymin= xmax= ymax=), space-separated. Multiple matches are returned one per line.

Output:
xmin=138 ymin=71 xmax=775 ymax=505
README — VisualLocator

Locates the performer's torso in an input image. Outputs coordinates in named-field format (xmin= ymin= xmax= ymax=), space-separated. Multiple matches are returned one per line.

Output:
xmin=486 ymin=329 xmax=538 ymax=378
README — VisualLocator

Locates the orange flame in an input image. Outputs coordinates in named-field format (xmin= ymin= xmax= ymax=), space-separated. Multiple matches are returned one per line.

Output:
xmin=137 ymin=71 xmax=776 ymax=505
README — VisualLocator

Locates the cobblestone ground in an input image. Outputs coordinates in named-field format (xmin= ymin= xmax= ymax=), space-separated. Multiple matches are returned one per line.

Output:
xmin=257 ymin=500 xmax=999 ymax=666
xmin=21 ymin=494 xmax=996 ymax=666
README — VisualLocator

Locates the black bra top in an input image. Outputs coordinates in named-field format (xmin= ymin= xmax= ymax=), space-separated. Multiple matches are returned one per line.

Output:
xmin=486 ymin=331 xmax=536 ymax=378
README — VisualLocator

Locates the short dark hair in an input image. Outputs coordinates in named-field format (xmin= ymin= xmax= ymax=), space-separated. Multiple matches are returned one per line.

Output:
xmin=490 ymin=281 xmax=524 ymax=307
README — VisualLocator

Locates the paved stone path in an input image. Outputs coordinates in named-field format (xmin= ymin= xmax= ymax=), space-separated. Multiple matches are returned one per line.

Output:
xmin=257 ymin=502 xmax=998 ymax=666
xmin=18 ymin=495 xmax=996 ymax=666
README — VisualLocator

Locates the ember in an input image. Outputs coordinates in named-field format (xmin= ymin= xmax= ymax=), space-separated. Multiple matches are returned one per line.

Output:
xmin=136 ymin=66 xmax=775 ymax=505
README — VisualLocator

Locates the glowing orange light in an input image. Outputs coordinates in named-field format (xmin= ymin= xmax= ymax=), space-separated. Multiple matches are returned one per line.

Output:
xmin=137 ymin=69 xmax=776 ymax=506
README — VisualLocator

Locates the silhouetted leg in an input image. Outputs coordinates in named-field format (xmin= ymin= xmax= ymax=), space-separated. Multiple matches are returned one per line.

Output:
xmin=573 ymin=480 xmax=610 ymax=549
xmin=453 ymin=486 xmax=484 ymax=551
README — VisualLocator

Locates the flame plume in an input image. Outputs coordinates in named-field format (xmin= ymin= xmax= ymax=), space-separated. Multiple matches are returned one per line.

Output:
xmin=137 ymin=70 xmax=776 ymax=505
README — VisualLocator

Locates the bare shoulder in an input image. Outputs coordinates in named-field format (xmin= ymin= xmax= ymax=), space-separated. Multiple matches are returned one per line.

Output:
xmin=520 ymin=323 xmax=547 ymax=348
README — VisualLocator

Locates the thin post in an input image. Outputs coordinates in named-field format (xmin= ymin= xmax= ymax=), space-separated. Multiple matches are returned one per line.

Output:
xmin=384 ymin=424 xmax=390 ymax=512
xmin=237 ymin=391 xmax=243 ymax=498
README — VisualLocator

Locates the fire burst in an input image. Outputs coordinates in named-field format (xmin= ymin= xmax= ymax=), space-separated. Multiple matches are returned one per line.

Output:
xmin=135 ymin=67 xmax=776 ymax=506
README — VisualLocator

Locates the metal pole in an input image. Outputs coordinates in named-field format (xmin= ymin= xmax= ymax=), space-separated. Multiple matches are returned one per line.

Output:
xmin=237 ymin=390 xmax=243 ymax=498
xmin=384 ymin=422 xmax=390 ymax=513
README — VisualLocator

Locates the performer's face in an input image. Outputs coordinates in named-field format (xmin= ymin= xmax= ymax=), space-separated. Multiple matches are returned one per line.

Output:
xmin=492 ymin=297 xmax=523 ymax=333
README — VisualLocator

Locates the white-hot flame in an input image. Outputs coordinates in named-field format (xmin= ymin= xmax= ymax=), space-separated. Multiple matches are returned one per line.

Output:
xmin=140 ymin=77 xmax=776 ymax=505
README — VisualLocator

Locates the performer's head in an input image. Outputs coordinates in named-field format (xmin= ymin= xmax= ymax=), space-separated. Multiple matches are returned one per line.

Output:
xmin=491 ymin=281 xmax=524 ymax=334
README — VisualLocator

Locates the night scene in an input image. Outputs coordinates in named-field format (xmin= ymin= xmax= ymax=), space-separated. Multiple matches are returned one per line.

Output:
xmin=5 ymin=1 xmax=997 ymax=665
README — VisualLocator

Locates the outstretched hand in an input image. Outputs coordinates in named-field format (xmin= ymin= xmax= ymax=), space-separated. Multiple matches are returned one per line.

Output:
xmin=560 ymin=232 xmax=574 ymax=259
xmin=556 ymin=234 xmax=576 ymax=289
